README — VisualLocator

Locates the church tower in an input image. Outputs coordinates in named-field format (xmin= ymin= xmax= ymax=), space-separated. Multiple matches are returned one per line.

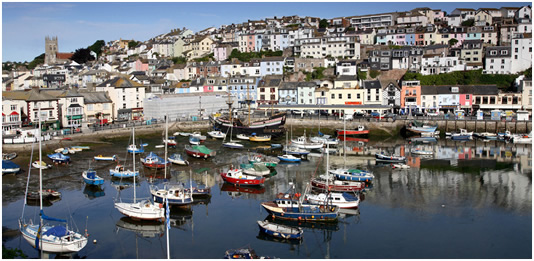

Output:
xmin=45 ymin=36 xmax=58 ymax=65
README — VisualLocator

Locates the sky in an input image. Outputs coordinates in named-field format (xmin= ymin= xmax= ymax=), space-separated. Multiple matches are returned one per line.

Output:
xmin=2 ymin=1 xmax=530 ymax=62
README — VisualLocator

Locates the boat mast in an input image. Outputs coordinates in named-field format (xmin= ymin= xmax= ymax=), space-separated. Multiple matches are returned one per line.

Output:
xmin=226 ymin=92 xmax=234 ymax=141
xmin=164 ymin=114 xmax=168 ymax=180
xmin=38 ymin=106 xmax=43 ymax=253
xmin=133 ymin=127 xmax=136 ymax=203
xmin=343 ymin=116 xmax=346 ymax=168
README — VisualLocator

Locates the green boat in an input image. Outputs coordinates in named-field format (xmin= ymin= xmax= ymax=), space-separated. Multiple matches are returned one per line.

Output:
xmin=248 ymin=154 xmax=279 ymax=168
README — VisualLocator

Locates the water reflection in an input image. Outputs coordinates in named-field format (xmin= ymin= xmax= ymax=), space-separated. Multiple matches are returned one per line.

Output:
xmin=83 ymin=184 xmax=105 ymax=199
xmin=115 ymin=217 xmax=165 ymax=238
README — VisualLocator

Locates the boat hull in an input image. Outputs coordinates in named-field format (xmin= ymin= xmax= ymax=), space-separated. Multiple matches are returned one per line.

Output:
xmin=220 ymin=173 xmax=265 ymax=186
xmin=257 ymin=220 xmax=303 ymax=240
xmin=375 ymin=153 xmax=406 ymax=162
xmin=261 ymin=201 xmax=338 ymax=222
xmin=210 ymin=113 xmax=286 ymax=138
xmin=20 ymin=224 xmax=88 ymax=253
xmin=114 ymin=201 xmax=164 ymax=221
xmin=311 ymin=179 xmax=365 ymax=192
xmin=336 ymin=129 xmax=369 ymax=136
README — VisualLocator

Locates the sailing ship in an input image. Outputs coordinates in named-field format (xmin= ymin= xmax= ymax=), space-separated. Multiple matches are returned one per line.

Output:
xmin=210 ymin=87 xmax=286 ymax=138
xmin=110 ymin=127 xmax=140 ymax=178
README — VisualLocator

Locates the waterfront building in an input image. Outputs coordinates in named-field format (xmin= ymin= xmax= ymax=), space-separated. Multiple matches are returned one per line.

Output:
xmin=257 ymin=75 xmax=282 ymax=106
xmin=381 ymin=80 xmax=402 ymax=113
xmin=362 ymin=80 xmax=383 ymax=107
xmin=95 ymin=76 xmax=146 ymax=122
xmin=79 ymin=91 xmax=113 ymax=127
xmin=227 ymin=75 xmax=258 ymax=108
xmin=400 ymin=80 xmax=421 ymax=114
xmin=278 ymin=82 xmax=298 ymax=105
xmin=296 ymin=82 xmax=317 ymax=105
xmin=1 ymin=96 xmax=25 ymax=135
xmin=518 ymin=77 xmax=532 ymax=112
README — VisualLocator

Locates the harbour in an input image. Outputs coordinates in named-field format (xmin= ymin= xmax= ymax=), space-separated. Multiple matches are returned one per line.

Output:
xmin=2 ymin=127 xmax=531 ymax=259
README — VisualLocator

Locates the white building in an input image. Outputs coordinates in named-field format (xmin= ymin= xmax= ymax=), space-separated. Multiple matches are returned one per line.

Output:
xmin=95 ymin=76 xmax=146 ymax=122
xmin=421 ymin=54 xmax=465 ymax=75
xmin=510 ymin=33 xmax=532 ymax=74
xmin=484 ymin=46 xmax=512 ymax=74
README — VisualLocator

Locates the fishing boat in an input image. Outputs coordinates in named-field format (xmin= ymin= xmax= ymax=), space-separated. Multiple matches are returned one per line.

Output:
xmin=236 ymin=134 xmax=250 ymax=140
xmin=277 ymin=154 xmax=301 ymax=163
xmin=150 ymin=184 xmax=194 ymax=206
xmin=283 ymin=146 xmax=310 ymax=156
xmin=510 ymin=132 xmax=532 ymax=144
xmin=291 ymin=134 xmax=324 ymax=150
xmin=240 ymin=163 xmax=271 ymax=176
xmin=329 ymin=168 xmax=374 ymax=182
xmin=168 ymin=153 xmax=189 ymax=166
xmin=375 ymin=153 xmax=406 ymax=162
xmin=311 ymin=174 xmax=365 ymax=192
xmin=391 ymin=163 xmax=410 ymax=169
xmin=248 ymin=154 xmax=279 ymax=168
xmin=184 ymin=145 xmax=216 ymax=159
xmin=82 ymin=169 xmax=104 ymax=185
xmin=19 ymin=109 xmax=88 ymax=253
xmin=406 ymin=120 xmax=438 ymax=134
xmin=163 ymin=136 xmax=177 ymax=146
xmin=473 ymin=132 xmax=498 ymax=140
xmin=220 ymin=168 xmax=265 ymax=186
xmin=189 ymin=135 xmax=200 ymax=145
xmin=190 ymin=131 xmax=207 ymax=141
xmin=2 ymin=160 xmax=20 ymax=174
xmin=257 ymin=220 xmax=303 ymax=240
xmin=140 ymin=152 xmax=170 ymax=169
xmin=47 ymin=152 xmax=71 ymax=164
xmin=410 ymin=147 xmax=433 ymax=155
xmin=336 ymin=125 xmax=369 ymax=136
xmin=261 ymin=186 xmax=339 ymax=222
xmin=306 ymin=192 xmax=360 ymax=209
xmin=449 ymin=129 xmax=473 ymax=140
xmin=127 ymin=144 xmax=144 ymax=154
xmin=207 ymin=130 xmax=226 ymax=139
xmin=32 ymin=160 xmax=51 ymax=169
xmin=110 ymin=165 xmax=139 ymax=178
xmin=94 ymin=154 xmax=118 ymax=161
xmin=2 ymin=152 xmax=17 ymax=160
xmin=249 ymin=134 xmax=272 ymax=142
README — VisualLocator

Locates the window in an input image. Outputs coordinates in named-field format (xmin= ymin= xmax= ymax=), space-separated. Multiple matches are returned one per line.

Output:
xmin=49 ymin=111 xmax=53 ymax=117
xmin=87 ymin=104 xmax=94 ymax=111
xmin=348 ymin=93 xmax=351 ymax=99
xmin=331 ymin=94 xmax=335 ymax=99
xmin=10 ymin=105 xmax=16 ymax=111
xmin=502 ymin=97 xmax=508 ymax=104
xmin=338 ymin=94 xmax=342 ymax=99
xmin=490 ymin=97 xmax=495 ymax=104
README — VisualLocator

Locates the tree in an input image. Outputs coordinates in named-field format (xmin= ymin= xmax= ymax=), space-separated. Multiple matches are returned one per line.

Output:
xmin=89 ymin=40 xmax=105 ymax=57
xmin=172 ymin=56 xmax=187 ymax=64
xmin=71 ymin=48 xmax=95 ymax=64
xmin=27 ymin=53 xmax=45 ymax=69
xmin=319 ymin=19 xmax=329 ymax=28
xmin=448 ymin=38 xmax=459 ymax=46
xmin=461 ymin=19 xmax=474 ymax=27
xmin=358 ymin=69 xmax=367 ymax=80
xmin=369 ymin=69 xmax=380 ymax=79
xmin=128 ymin=40 xmax=139 ymax=49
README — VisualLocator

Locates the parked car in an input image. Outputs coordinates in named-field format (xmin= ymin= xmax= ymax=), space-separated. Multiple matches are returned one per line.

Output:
xmin=412 ymin=111 xmax=425 ymax=117
xmin=319 ymin=110 xmax=329 ymax=116
xmin=353 ymin=112 xmax=366 ymax=118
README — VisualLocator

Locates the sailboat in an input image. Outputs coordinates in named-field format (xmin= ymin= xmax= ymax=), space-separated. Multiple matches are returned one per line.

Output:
xmin=114 ymin=126 xmax=164 ymax=221
xmin=222 ymin=92 xmax=244 ymax=149
xmin=19 ymin=107 xmax=88 ymax=253
xmin=110 ymin=127 xmax=140 ymax=178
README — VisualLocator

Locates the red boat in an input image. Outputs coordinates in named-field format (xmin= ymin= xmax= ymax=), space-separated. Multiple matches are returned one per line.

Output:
xmin=336 ymin=125 xmax=369 ymax=136
xmin=220 ymin=169 xmax=265 ymax=186
xmin=311 ymin=175 xmax=365 ymax=192
xmin=140 ymin=152 xmax=170 ymax=169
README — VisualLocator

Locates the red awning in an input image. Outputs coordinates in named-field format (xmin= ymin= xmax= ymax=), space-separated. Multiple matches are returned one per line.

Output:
xmin=10 ymin=111 xmax=19 ymax=115
xmin=2 ymin=113 xmax=5 ymax=116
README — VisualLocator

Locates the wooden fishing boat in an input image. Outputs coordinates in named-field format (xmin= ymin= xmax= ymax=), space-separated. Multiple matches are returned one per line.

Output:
xmin=140 ymin=152 xmax=170 ymax=169
xmin=220 ymin=169 xmax=265 ymax=186
xmin=261 ymin=191 xmax=339 ymax=222
xmin=311 ymin=174 xmax=365 ymax=192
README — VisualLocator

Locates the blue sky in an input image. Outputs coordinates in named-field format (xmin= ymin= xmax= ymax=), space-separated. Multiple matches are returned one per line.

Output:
xmin=2 ymin=2 xmax=529 ymax=62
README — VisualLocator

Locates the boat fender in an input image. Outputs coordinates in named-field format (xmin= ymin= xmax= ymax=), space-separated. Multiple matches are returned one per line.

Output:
xmin=297 ymin=216 xmax=302 ymax=220
xmin=311 ymin=215 xmax=314 ymax=219
xmin=159 ymin=203 xmax=163 ymax=208
xmin=281 ymin=213 xmax=284 ymax=216
xmin=330 ymin=207 xmax=335 ymax=212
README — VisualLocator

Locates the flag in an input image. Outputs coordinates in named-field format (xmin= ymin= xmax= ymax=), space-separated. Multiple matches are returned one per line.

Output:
xmin=34 ymin=224 xmax=42 ymax=250
xmin=165 ymin=197 xmax=170 ymax=230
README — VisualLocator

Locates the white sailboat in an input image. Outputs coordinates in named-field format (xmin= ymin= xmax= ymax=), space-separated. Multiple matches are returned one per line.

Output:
xmin=19 ymin=107 xmax=88 ymax=253
xmin=114 ymin=125 xmax=164 ymax=221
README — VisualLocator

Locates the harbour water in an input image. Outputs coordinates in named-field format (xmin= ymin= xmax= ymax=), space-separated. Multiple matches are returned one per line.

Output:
xmin=2 ymin=133 xmax=531 ymax=259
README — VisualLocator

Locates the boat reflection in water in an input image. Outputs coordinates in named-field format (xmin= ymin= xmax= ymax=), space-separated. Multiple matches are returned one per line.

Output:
xmin=115 ymin=217 xmax=165 ymax=238
xmin=168 ymin=207 xmax=193 ymax=229
xmin=263 ymin=215 xmax=339 ymax=232
xmin=220 ymin=182 xmax=266 ymax=196
xmin=111 ymin=178 xmax=140 ymax=191
xmin=83 ymin=184 xmax=105 ymax=199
